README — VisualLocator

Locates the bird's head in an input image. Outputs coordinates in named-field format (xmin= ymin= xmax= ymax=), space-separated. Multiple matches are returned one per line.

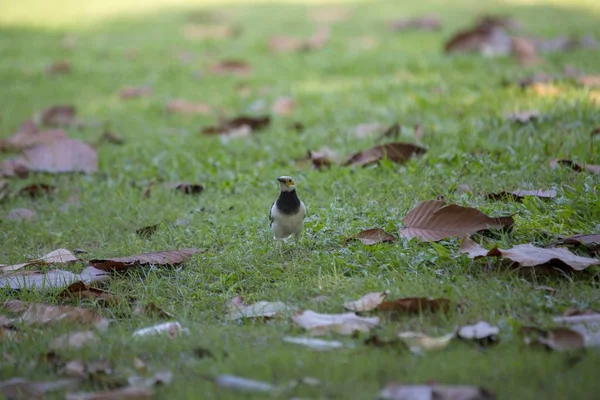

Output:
xmin=277 ymin=176 xmax=297 ymax=192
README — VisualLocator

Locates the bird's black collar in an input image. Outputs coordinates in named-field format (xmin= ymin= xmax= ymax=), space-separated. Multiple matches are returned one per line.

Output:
xmin=276 ymin=189 xmax=301 ymax=215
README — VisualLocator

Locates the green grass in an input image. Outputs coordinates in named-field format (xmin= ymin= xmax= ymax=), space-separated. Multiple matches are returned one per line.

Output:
xmin=1 ymin=0 xmax=600 ymax=398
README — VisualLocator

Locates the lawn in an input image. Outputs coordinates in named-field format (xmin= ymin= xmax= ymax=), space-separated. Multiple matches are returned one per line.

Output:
xmin=1 ymin=0 xmax=600 ymax=398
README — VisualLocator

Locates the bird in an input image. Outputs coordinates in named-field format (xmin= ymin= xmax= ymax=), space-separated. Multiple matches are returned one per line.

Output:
xmin=269 ymin=175 xmax=306 ymax=244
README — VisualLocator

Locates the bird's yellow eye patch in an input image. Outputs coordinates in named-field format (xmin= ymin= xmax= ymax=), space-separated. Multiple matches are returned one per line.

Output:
xmin=286 ymin=179 xmax=295 ymax=186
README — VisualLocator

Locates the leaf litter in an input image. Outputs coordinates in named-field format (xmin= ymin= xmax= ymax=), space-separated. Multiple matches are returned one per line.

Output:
xmin=486 ymin=189 xmax=557 ymax=201
xmin=282 ymin=336 xmax=346 ymax=351
xmin=347 ymin=228 xmax=397 ymax=245
xmin=227 ymin=296 xmax=295 ymax=320
xmin=21 ymin=139 xmax=98 ymax=174
xmin=52 ymin=330 xmax=99 ymax=350
xmin=344 ymin=142 xmax=426 ymax=167
xmin=89 ymin=248 xmax=201 ymax=271
xmin=379 ymin=382 xmax=495 ymax=400
xmin=344 ymin=291 xmax=388 ymax=312
xmin=201 ymin=115 xmax=270 ymax=135
xmin=292 ymin=310 xmax=379 ymax=335
xmin=3 ymin=300 xmax=109 ymax=330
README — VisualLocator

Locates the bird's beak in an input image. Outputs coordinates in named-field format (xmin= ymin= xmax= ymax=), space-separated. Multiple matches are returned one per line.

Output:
xmin=277 ymin=177 xmax=286 ymax=183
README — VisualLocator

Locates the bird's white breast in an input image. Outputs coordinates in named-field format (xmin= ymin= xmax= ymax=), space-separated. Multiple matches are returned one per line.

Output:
xmin=270 ymin=201 xmax=306 ymax=239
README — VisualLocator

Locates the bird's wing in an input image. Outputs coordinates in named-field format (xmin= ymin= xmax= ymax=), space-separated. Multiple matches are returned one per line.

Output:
xmin=269 ymin=202 xmax=275 ymax=226
xmin=301 ymin=201 xmax=307 ymax=219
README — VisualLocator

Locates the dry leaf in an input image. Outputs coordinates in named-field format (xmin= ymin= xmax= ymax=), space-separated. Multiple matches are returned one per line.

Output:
xmin=182 ymin=23 xmax=237 ymax=40
xmin=445 ymin=20 xmax=512 ymax=56
xmin=549 ymin=234 xmax=600 ymax=253
xmin=213 ymin=375 xmax=275 ymax=393
xmin=377 ymin=297 xmax=452 ymax=314
xmin=271 ymin=97 xmax=296 ymax=116
xmin=553 ymin=313 xmax=600 ymax=348
xmin=3 ymin=120 xmax=67 ymax=151
xmin=46 ymin=60 xmax=71 ymax=75
xmin=344 ymin=291 xmax=387 ymax=312
xmin=4 ymin=300 xmax=109 ymax=330
xmin=0 ymin=158 xmax=29 ymax=178
xmin=22 ymin=139 xmax=98 ymax=174
xmin=348 ymin=228 xmax=397 ymax=245
xmin=40 ymin=105 xmax=76 ymax=127
xmin=0 ymin=269 xmax=81 ymax=291
xmin=89 ymin=248 xmax=201 ymax=271
xmin=551 ymin=159 xmax=600 ymax=175
xmin=398 ymin=331 xmax=455 ymax=353
xmin=460 ymin=237 xmax=599 ymax=271
xmin=352 ymin=123 xmax=385 ymax=138
xmin=208 ymin=60 xmax=251 ymax=76
xmin=268 ymin=27 xmax=330 ymax=53
xmin=380 ymin=382 xmax=495 ymax=400
xmin=166 ymin=99 xmax=211 ymax=115
xmin=128 ymin=371 xmax=173 ymax=389
xmin=52 ymin=330 xmax=99 ymax=350
xmin=283 ymin=336 xmax=345 ymax=351
xmin=5 ymin=207 xmax=35 ymax=221
xmin=388 ymin=16 xmax=441 ymax=32
xmin=506 ymin=110 xmax=539 ymax=123
xmin=19 ymin=183 xmax=56 ymax=198
xmin=0 ymin=378 xmax=80 ymax=399
xmin=66 ymin=386 xmax=153 ymax=400
xmin=521 ymin=326 xmax=585 ymax=351
xmin=201 ymin=115 xmax=270 ymax=135
xmin=486 ymin=189 xmax=557 ymax=201
xmin=132 ymin=302 xmax=175 ymax=319
xmin=511 ymin=37 xmax=540 ymax=66
xmin=1 ymin=248 xmax=76 ymax=273
xmin=58 ymin=281 xmax=120 ymax=304
xmin=119 ymin=86 xmax=153 ymax=99
xmin=577 ymin=75 xmax=600 ymax=88
xmin=292 ymin=310 xmax=379 ymax=335
xmin=344 ymin=142 xmax=426 ymax=167
xmin=305 ymin=147 xmax=340 ymax=169
xmin=228 ymin=300 xmax=295 ymax=320
xmin=133 ymin=321 xmax=187 ymax=338
xmin=400 ymin=200 xmax=513 ymax=242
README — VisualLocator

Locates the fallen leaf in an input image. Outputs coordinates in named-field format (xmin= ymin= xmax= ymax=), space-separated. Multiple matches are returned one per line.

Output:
xmin=0 ymin=248 xmax=77 ymax=273
xmin=521 ymin=326 xmax=585 ymax=351
xmin=133 ymin=321 xmax=188 ymax=338
xmin=172 ymin=183 xmax=204 ymax=195
xmin=208 ymin=60 xmax=251 ymax=76
xmin=5 ymin=207 xmax=35 ymax=221
xmin=213 ymin=375 xmax=275 ymax=393
xmin=553 ymin=313 xmax=600 ymax=348
xmin=132 ymin=302 xmax=175 ymax=319
xmin=0 ymin=378 xmax=81 ymax=399
xmin=19 ymin=183 xmax=56 ymax=198
xmin=182 ymin=23 xmax=237 ymax=40
xmin=344 ymin=142 xmax=426 ymax=167
xmin=0 ymin=158 xmax=29 ymax=178
xmin=89 ymin=248 xmax=201 ymax=271
xmin=2 ymin=120 xmax=67 ymax=151
xmin=271 ymin=97 xmax=296 ymax=116
xmin=445 ymin=19 xmax=512 ymax=56
xmin=166 ymin=99 xmax=211 ymax=115
xmin=344 ymin=291 xmax=387 ymax=312
xmin=563 ymin=308 xmax=598 ymax=317
xmin=305 ymin=147 xmax=340 ymax=169
xmin=0 ymin=269 xmax=81 ymax=291
xmin=201 ymin=115 xmax=270 ymax=135
xmin=377 ymin=297 xmax=452 ymax=314
xmin=380 ymin=382 xmax=495 ymax=400
xmin=551 ymin=159 xmax=600 ymax=175
xmin=457 ymin=321 xmax=499 ymax=345
xmin=22 ymin=139 xmax=98 ymax=174
xmin=486 ymin=189 xmax=557 ymax=201
xmin=128 ymin=371 xmax=173 ymax=389
xmin=119 ymin=86 xmax=153 ymax=99
xmin=292 ymin=310 xmax=379 ymax=335
xmin=460 ymin=238 xmax=599 ymax=271
xmin=352 ymin=123 xmax=385 ymax=138
xmin=398 ymin=331 xmax=455 ymax=353
xmin=399 ymin=200 xmax=513 ymax=242
xmin=66 ymin=386 xmax=153 ymax=400
xmin=58 ymin=281 xmax=120 ymax=304
xmin=506 ymin=110 xmax=539 ymax=123
xmin=52 ymin=330 xmax=99 ymax=350
xmin=283 ymin=336 xmax=345 ymax=351
xmin=40 ymin=105 xmax=76 ymax=127
xmin=549 ymin=233 xmax=600 ymax=253
xmin=228 ymin=300 xmax=295 ymax=320
xmin=136 ymin=224 xmax=159 ymax=239
xmin=268 ymin=27 xmax=330 ymax=53
xmin=388 ymin=16 xmax=441 ymax=31
xmin=348 ymin=228 xmax=397 ymax=245
xmin=46 ymin=60 xmax=71 ymax=75
xmin=577 ymin=75 xmax=600 ymax=88
xmin=3 ymin=300 xmax=109 ymax=330
xmin=511 ymin=37 xmax=540 ymax=66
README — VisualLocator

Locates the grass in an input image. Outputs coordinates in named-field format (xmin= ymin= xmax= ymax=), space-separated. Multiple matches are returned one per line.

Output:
xmin=1 ymin=0 xmax=600 ymax=398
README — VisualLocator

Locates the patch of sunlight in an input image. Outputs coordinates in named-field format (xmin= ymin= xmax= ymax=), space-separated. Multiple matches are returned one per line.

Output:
xmin=0 ymin=0 xmax=362 ymax=29
xmin=501 ymin=0 xmax=600 ymax=11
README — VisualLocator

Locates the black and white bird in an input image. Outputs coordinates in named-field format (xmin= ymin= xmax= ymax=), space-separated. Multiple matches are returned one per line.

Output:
xmin=269 ymin=176 xmax=306 ymax=243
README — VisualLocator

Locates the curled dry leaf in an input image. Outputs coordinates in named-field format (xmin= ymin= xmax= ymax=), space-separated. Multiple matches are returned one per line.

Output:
xmin=457 ymin=321 xmax=500 ymax=345
xmin=398 ymin=331 xmax=455 ymax=353
xmin=348 ymin=228 xmax=397 ymax=245
xmin=119 ymin=86 xmax=153 ymax=99
xmin=377 ymin=297 xmax=452 ymax=314
xmin=505 ymin=110 xmax=540 ymax=123
xmin=271 ymin=97 xmax=296 ymax=116
xmin=52 ymin=330 xmax=99 ymax=350
xmin=3 ymin=120 xmax=67 ymax=151
xmin=549 ymin=233 xmax=600 ymax=253
xmin=0 ymin=158 xmax=29 ymax=178
xmin=133 ymin=321 xmax=188 ymax=338
xmin=460 ymin=237 xmax=599 ymax=271
xmin=66 ymin=386 xmax=153 ymax=400
xmin=89 ymin=248 xmax=201 ymax=271
xmin=380 ymin=382 xmax=496 ymax=400
xmin=58 ymin=281 xmax=120 ymax=304
xmin=1 ymin=248 xmax=76 ymax=273
xmin=551 ymin=159 xmax=600 ymax=175
xmin=344 ymin=291 xmax=387 ymax=312
xmin=40 ymin=105 xmax=76 ymax=127
xmin=292 ymin=310 xmax=379 ymax=335
xmin=22 ymin=139 xmax=98 ymax=174
xmin=166 ymin=99 xmax=211 ymax=115
xmin=5 ymin=207 xmax=35 ymax=221
xmin=305 ymin=147 xmax=340 ymax=169
xmin=521 ymin=326 xmax=585 ymax=351
xmin=228 ymin=299 xmax=295 ymax=320
xmin=399 ymin=200 xmax=513 ymax=242
xmin=213 ymin=375 xmax=275 ymax=393
xmin=283 ymin=336 xmax=345 ymax=351
xmin=486 ymin=189 xmax=556 ymax=201
xmin=201 ymin=115 xmax=270 ymax=135
xmin=388 ymin=16 xmax=441 ymax=32
xmin=344 ymin=142 xmax=426 ymax=167
xmin=445 ymin=21 xmax=512 ymax=56
xmin=553 ymin=313 xmax=600 ymax=348
xmin=208 ymin=59 xmax=251 ymax=76
xmin=3 ymin=300 xmax=109 ymax=330
xmin=0 ymin=378 xmax=81 ymax=399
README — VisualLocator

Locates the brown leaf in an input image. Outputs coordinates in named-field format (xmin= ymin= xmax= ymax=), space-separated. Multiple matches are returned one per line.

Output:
xmin=2 ymin=120 xmax=68 ymax=151
xmin=3 ymin=300 xmax=109 ymax=330
xmin=577 ymin=75 xmax=600 ymax=88
xmin=201 ymin=115 xmax=270 ymax=135
xmin=343 ymin=291 xmax=387 ymax=312
xmin=19 ymin=183 xmax=57 ymax=198
xmin=5 ymin=207 xmax=36 ymax=221
xmin=377 ymin=297 xmax=452 ymax=314
xmin=173 ymin=183 xmax=204 ymax=195
xmin=344 ymin=142 xmax=426 ymax=167
xmin=388 ymin=16 xmax=441 ymax=31
xmin=486 ymin=189 xmax=557 ymax=201
xmin=460 ymin=238 xmax=599 ymax=271
xmin=46 ymin=60 xmax=71 ymax=75
xmin=305 ymin=147 xmax=340 ymax=169
xmin=89 ymin=248 xmax=201 ymax=271
xmin=52 ymin=330 xmax=99 ymax=350
xmin=208 ymin=60 xmax=251 ymax=76
xmin=182 ymin=23 xmax=237 ymax=40
xmin=563 ymin=308 xmax=598 ymax=317
xmin=1 ymin=248 xmax=77 ymax=273
xmin=22 ymin=139 xmax=98 ymax=174
xmin=136 ymin=224 xmax=159 ymax=239
xmin=553 ymin=313 xmax=600 ymax=348
xmin=166 ymin=99 xmax=211 ymax=115
xmin=521 ymin=326 xmax=585 ymax=351
xmin=268 ymin=27 xmax=330 ymax=53
xmin=399 ymin=200 xmax=513 ymax=242
xmin=58 ymin=282 xmax=121 ymax=304
xmin=0 ymin=158 xmax=29 ymax=178
xmin=511 ymin=37 xmax=540 ymax=66
xmin=0 ymin=378 xmax=81 ymax=399
xmin=551 ymin=159 xmax=600 ymax=175
xmin=99 ymin=131 xmax=124 ymax=145
xmin=292 ymin=310 xmax=379 ymax=335
xmin=445 ymin=20 xmax=512 ymax=56
xmin=347 ymin=228 xmax=397 ymax=245
xmin=380 ymin=382 xmax=495 ymax=400
xmin=119 ymin=86 xmax=153 ymax=99
xmin=271 ymin=97 xmax=296 ymax=116
xmin=40 ymin=105 xmax=76 ymax=127
xmin=549 ymin=233 xmax=600 ymax=253
xmin=66 ymin=386 xmax=153 ymax=400
xmin=133 ymin=302 xmax=175 ymax=319
xmin=506 ymin=110 xmax=540 ymax=123
xmin=398 ymin=331 xmax=455 ymax=353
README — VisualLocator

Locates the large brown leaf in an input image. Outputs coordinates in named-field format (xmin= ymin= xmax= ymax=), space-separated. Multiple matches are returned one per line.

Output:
xmin=0 ymin=158 xmax=29 ymax=178
xmin=377 ymin=297 xmax=452 ymax=314
xmin=344 ymin=142 xmax=426 ymax=167
xmin=89 ymin=248 xmax=201 ymax=271
xmin=553 ymin=313 xmax=600 ymax=348
xmin=40 ymin=105 xmax=77 ymax=127
xmin=551 ymin=159 xmax=600 ymax=175
xmin=460 ymin=237 xmax=599 ymax=271
xmin=58 ymin=282 xmax=121 ymax=304
xmin=22 ymin=139 xmax=98 ymax=173
xmin=347 ymin=228 xmax=397 ymax=245
xmin=3 ymin=300 xmax=109 ymax=330
xmin=2 ymin=120 xmax=67 ymax=151
xmin=520 ymin=326 xmax=585 ymax=351
xmin=444 ymin=16 xmax=514 ymax=56
xmin=380 ymin=382 xmax=495 ymax=400
xmin=399 ymin=200 xmax=513 ymax=242
xmin=549 ymin=234 xmax=600 ymax=253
